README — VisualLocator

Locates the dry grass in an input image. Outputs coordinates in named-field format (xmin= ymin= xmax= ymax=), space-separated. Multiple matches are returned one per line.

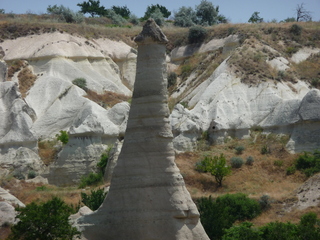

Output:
xmin=294 ymin=53 xmax=320 ymax=88
xmin=38 ymin=140 xmax=60 ymax=166
xmin=176 ymin=134 xmax=310 ymax=225
xmin=84 ymin=89 xmax=130 ymax=108
xmin=17 ymin=67 xmax=37 ymax=98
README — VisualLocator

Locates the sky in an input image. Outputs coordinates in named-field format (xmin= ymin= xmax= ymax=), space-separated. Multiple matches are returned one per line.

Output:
xmin=1 ymin=0 xmax=319 ymax=23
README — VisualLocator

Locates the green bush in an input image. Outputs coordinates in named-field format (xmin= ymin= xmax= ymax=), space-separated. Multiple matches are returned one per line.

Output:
xmin=27 ymin=170 xmax=37 ymax=179
xmin=197 ymin=193 xmax=261 ymax=240
xmin=56 ymin=130 xmax=69 ymax=145
xmin=188 ymin=26 xmax=207 ymax=44
xmin=47 ymin=4 xmax=84 ymax=23
xmin=167 ymin=72 xmax=177 ymax=88
xmin=81 ymin=188 xmax=107 ymax=211
xmin=274 ymin=160 xmax=283 ymax=167
xmin=222 ymin=222 xmax=263 ymax=240
xmin=230 ymin=157 xmax=244 ymax=168
xmin=13 ymin=171 xmax=25 ymax=180
xmin=72 ymin=78 xmax=87 ymax=91
xmin=79 ymin=172 xmax=103 ymax=189
xmin=290 ymin=24 xmax=303 ymax=36
xmin=104 ymin=9 xmax=127 ymax=25
xmin=259 ymin=194 xmax=271 ymax=211
xmin=261 ymin=145 xmax=270 ymax=154
xmin=235 ymin=145 xmax=245 ymax=154
xmin=196 ymin=154 xmax=231 ymax=186
xmin=260 ymin=221 xmax=299 ymax=240
xmin=150 ymin=8 xmax=165 ymax=26
xmin=246 ymin=156 xmax=254 ymax=166
xmin=8 ymin=197 xmax=79 ymax=240
xmin=295 ymin=150 xmax=320 ymax=177
xmin=97 ymin=147 xmax=111 ymax=175
xmin=286 ymin=165 xmax=296 ymax=175
xmin=174 ymin=6 xmax=197 ymax=27
xmin=298 ymin=212 xmax=320 ymax=240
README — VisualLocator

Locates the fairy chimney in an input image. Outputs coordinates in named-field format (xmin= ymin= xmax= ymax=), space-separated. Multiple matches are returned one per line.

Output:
xmin=78 ymin=19 xmax=209 ymax=240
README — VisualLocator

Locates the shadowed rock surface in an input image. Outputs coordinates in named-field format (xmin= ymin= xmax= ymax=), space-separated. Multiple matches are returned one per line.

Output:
xmin=77 ymin=19 xmax=209 ymax=240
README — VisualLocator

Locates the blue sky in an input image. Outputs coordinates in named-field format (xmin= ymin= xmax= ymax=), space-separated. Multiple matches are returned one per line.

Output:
xmin=1 ymin=0 xmax=319 ymax=23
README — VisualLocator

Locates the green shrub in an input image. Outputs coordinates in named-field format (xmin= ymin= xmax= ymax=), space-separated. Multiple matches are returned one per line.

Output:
xmin=298 ymin=212 xmax=320 ymax=240
xmin=222 ymin=222 xmax=263 ymax=240
xmin=150 ymin=8 xmax=165 ymax=26
xmin=261 ymin=145 xmax=270 ymax=154
xmin=56 ymin=130 xmax=69 ymax=145
xmin=286 ymin=165 xmax=296 ymax=175
xmin=104 ymin=9 xmax=127 ymax=25
xmin=167 ymin=72 xmax=177 ymax=88
xmin=290 ymin=24 xmax=303 ymax=36
xmin=27 ymin=170 xmax=36 ymax=179
xmin=97 ymin=147 xmax=112 ymax=175
xmin=196 ymin=154 xmax=231 ymax=186
xmin=174 ymin=6 xmax=197 ymax=27
xmin=13 ymin=171 xmax=25 ymax=180
xmin=197 ymin=193 xmax=261 ymax=240
xmin=81 ymin=188 xmax=107 ymax=211
xmin=8 ymin=197 xmax=79 ymax=240
xmin=188 ymin=26 xmax=207 ymax=44
xmin=259 ymin=194 xmax=271 ymax=211
xmin=79 ymin=172 xmax=103 ymax=189
xmin=230 ymin=157 xmax=244 ymax=168
xmin=260 ymin=221 xmax=299 ymax=240
xmin=47 ymin=4 xmax=84 ymax=23
xmin=235 ymin=145 xmax=245 ymax=154
xmin=72 ymin=78 xmax=87 ymax=91
xmin=274 ymin=160 xmax=283 ymax=167
xmin=246 ymin=156 xmax=254 ymax=166
xmin=295 ymin=150 xmax=320 ymax=177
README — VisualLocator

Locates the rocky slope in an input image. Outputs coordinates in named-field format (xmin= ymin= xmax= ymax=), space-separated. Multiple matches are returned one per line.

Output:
xmin=0 ymin=23 xmax=320 ymax=186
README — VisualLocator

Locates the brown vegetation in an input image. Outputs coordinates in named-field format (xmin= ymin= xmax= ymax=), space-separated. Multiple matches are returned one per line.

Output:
xmin=176 ymin=133 xmax=311 ymax=226
xmin=84 ymin=89 xmax=130 ymax=108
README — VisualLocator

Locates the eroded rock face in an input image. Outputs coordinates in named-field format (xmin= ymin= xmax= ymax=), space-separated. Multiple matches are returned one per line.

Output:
xmin=77 ymin=19 xmax=209 ymax=240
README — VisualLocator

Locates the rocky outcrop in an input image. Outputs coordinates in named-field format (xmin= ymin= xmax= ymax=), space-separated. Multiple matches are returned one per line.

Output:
xmin=77 ymin=19 xmax=209 ymax=240
xmin=0 ymin=81 xmax=44 ymax=176
xmin=0 ymin=32 xmax=133 ymax=184
xmin=292 ymin=173 xmax=320 ymax=210
xmin=0 ymin=201 xmax=16 ymax=226
xmin=0 ymin=187 xmax=25 ymax=207
xmin=170 ymin=44 xmax=320 ymax=152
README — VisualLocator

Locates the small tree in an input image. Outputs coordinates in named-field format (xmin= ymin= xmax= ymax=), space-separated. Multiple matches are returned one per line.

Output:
xmin=188 ymin=26 xmax=207 ymax=44
xmin=174 ymin=6 xmax=197 ymax=27
xmin=111 ymin=5 xmax=131 ymax=19
xmin=197 ymin=193 xmax=261 ymax=240
xmin=248 ymin=11 xmax=263 ymax=23
xmin=77 ymin=0 xmax=106 ymax=17
xmin=9 ymin=197 xmax=79 ymax=240
xmin=143 ymin=4 xmax=171 ymax=20
xmin=81 ymin=188 xmax=107 ymax=211
xmin=72 ymin=77 xmax=87 ymax=91
xmin=196 ymin=154 xmax=231 ymax=186
xmin=56 ymin=130 xmax=69 ymax=145
xmin=150 ymin=8 xmax=165 ymax=26
xmin=47 ymin=5 xmax=84 ymax=23
xmin=196 ymin=0 xmax=219 ymax=26
xmin=295 ymin=3 xmax=312 ymax=22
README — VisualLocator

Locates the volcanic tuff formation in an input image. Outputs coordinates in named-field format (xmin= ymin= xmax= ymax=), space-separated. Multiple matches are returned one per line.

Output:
xmin=77 ymin=19 xmax=210 ymax=240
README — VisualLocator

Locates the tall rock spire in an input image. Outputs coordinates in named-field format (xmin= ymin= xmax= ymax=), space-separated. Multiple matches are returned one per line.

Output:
xmin=78 ymin=19 xmax=209 ymax=240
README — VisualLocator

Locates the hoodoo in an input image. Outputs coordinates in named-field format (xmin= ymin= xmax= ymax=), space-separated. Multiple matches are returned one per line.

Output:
xmin=78 ymin=19 xmax=209 ymax=240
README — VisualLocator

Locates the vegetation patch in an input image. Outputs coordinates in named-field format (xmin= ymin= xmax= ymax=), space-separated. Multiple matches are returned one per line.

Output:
xmin=38 ymin=139 xmax=60 ymax=166
xmin=84 ymin=89 xmax=130 ymax=108
xmin=294 ymin=53 xmax=320 ymax=89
